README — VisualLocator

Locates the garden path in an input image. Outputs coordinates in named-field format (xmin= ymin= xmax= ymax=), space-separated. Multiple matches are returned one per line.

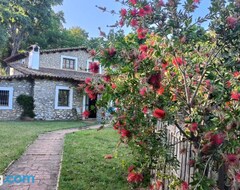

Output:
xmin=0 ymin=124 xmax=101 ymax=190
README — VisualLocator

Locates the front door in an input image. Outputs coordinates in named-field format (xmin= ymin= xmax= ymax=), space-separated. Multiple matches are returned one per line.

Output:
xmin=83 ymin=95 xmax=97 ymax=119
xmin=88 ymin=98 xmax=97 ymax=118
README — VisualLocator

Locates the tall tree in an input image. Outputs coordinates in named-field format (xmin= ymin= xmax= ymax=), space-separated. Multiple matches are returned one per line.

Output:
xmin=2 ymin=0 xmax=63 ymax=55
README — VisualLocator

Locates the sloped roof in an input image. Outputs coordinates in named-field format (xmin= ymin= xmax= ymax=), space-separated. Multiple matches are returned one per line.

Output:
xmin=4 ymin=46 xmax=88 ymax=63
xmin=0 ymin=63 xmax=101 ymax=82
xmin=4 ymin=52 xmax=29 ymax=63
xmin=40 ymin=47 xmax=88 ymax=54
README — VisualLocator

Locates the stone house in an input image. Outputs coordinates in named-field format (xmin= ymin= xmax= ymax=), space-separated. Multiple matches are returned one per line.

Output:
xmin=0 ymin=45 xmax=102 ymax=121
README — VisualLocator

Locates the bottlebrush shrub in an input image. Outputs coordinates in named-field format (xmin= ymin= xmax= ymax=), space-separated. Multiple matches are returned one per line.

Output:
xmin=84 ymin=0 xmax=239 ymax=189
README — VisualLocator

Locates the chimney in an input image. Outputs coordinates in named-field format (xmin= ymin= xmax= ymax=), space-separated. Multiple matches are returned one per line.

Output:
xmin=28 ymin=44 xmax=40 ymax=70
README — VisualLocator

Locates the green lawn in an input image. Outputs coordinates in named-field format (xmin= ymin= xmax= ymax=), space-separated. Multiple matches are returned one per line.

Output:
xmin=0 ymin=121 xmax=89 ymax=173
xmin=59 ymin=128 xmax=133 ymax=190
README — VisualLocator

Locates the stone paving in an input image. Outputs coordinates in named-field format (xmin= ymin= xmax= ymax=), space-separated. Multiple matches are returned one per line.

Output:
xmin=0 ymin=125 xmax=100 ymax=190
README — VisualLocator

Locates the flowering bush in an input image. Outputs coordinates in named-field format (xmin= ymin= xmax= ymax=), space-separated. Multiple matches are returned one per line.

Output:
xmin=84 ymin=0 xmax=239 ymax=189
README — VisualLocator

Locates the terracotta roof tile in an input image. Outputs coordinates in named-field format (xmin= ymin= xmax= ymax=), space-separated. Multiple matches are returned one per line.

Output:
xmin=3 ymin=63 xmax=101 ymax=82
xmin=40 ymin=47 xmax=88 ymax=54
xmin=4 ymin=46 xmax=88 ymax=63
xmin=4 ymin=53 xmax=28 ymax=63
xmin=0 ymin=74 xmax=28 ymax=80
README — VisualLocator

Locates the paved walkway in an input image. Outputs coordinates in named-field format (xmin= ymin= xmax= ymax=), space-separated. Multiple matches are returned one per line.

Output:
xmin=0 ymin=125 xmax=100 ymax=190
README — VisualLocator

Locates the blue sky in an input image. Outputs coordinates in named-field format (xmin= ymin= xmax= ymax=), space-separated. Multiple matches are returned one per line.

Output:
xmin=54 ymin=0 xmax=211 ymax=38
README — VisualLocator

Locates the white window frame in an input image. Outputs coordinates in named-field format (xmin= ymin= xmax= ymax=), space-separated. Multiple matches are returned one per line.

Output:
xmin=61 ymin=55 xmax=78 ymax=71
xmin=86 ymin=59 xmax=91 ymax=72
xmin=55 ymin=86 xmax=73 ymax=110
xmin=0 ymin=87 xmax=13 ymax=110
xmin=86 ymin=59 xmax=102 ymax=74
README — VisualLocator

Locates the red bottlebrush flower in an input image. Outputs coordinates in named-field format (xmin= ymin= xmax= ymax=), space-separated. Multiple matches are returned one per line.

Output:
xmin=233 ymin=71 xmax=239 ymax=77
xmin=181 ymin=181 xmax=189 ymax=190
xmin=85 ymin=77 xmax=92 ymax=85
xmin=153 ymin=108 xmax=165 ymax=119
xmin=172 ymin=94 xmax=177 ymax=101
xmin=120 ymin=129 xmax=131 ymax=138
xmin=89 ymin=62 xmax=99 ymax=73
xmin=131 ymin=9 xmax=138 ymax=16
xmin=85 ymin=86 xmax=97 ymax=100
xmin=137 ymin=27 xmax=148 ymax=39
xmin=149 ymin=184 xmax=154 ymax=190
xmin=138 ymin=52 xmax=148 ymax=60
xmin=88 ymin=93 xmax=97 ymax=100
xmin=130 ymin=18 xmax=138 ymax=27
xmin=205 ymin=79 xmax=211 ymax=87
xmin=82 ymin=110 xmax=90 ymax=118
xmin=150 ymin=180 xmax=163 ymax=190
xmin=139 ymin=44 xmax=148 ymax=52
xmin=142 ymin=106 xmax=148 ymax=114
xmin=127 ymin=172 xmax=143 ymax=183
xmin=120 ymin=8 xmax=127 ymax=17
xmin=128 ymin=165 xmax=135 ymax=173
xmin=129 ymin=0 xmax=137 ymax=5
xmin=226 ymin=16 xmax=238 ymax=29
xmin=89 ymin=49 xmax=96 ymax=56
xmin=194 ymin=0 xmax=200 ymax=3
xmin=188 ymin=159 xmax=196 ymax=167
xmin=156 ymin=180 xmax=163 ymax=190
xmin=119 ymin=19 xmax=124 ymax=27
xmin=111 ymin=83 xmax=117 ymax=89
xmin=143 ymin=5 xmax=153 ymax=15
xmin=162 ymin=61 xmax=168 ymax=70
xmin=231 ymin=91 xmax=240 ymax=101
xmin=138 ymin=8 xmax=146 ymax=17
xmin=85 ymin=86 xmax=94 ymax=94
xmin=190 ymin=123 xmax=198 ymax=132
xmin=108 ymin=47 xmax=116 ymax=57
xmin=158 ymin=0 xmax=165 ymax=7
xmin=210 ymin=133 xmax=225 ymax=146
xmin=195 ymin=65 xmax=200 ymax=73
xmin=104 ymin=154 xmax=113 ymax=159
xmin=226 ymin=81 xmax=231 ymax=88
xmin=139 ymin=87 xmax=147 ymax=96
xmin=103 ymin=75 xmax=111 ymax=83
xmin=157 ymin=86 xmax=165 ymax=95
xmin=236 ymin=172 xmax=240 ymax=182
xmin=226 ymin=154 xmax=238 ymax=165
xmin=97 ymin=84 xmax=105 ymax=92
xmin=172 ymin=57 xmax=186 ymax=67
xmin=147 ymin=73 xmax=161 ymax=89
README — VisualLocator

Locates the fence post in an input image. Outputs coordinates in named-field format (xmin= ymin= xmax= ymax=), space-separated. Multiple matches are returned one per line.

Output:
xmin=217 ymin=165 xmax=228 ymax=190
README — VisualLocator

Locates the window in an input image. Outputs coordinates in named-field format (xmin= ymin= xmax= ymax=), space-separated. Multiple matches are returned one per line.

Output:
xmin=61 ymin=56 xmax=77 ymax=70
xmin=55 ymin=86 xmax=73 ymax=109
xmin=0 ymin=87 xmax=13 ymax=110
xmin=58 ymin=89 xmax=70 ymax=107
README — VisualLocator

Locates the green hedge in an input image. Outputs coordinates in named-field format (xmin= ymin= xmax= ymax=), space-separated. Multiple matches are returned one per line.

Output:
xmin=16 ymin=94 xmax=35 ymax=118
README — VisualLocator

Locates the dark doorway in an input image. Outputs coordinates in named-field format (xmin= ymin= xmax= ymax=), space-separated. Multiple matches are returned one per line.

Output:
xmin=88 ymin=98 xmax=97 ymax=118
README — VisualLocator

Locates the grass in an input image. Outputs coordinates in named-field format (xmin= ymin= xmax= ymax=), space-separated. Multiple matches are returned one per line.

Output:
xmin=59 ymin=128 xmax=133 ymax=190
xmin=0 ymin=121 xmax=89 ymax=173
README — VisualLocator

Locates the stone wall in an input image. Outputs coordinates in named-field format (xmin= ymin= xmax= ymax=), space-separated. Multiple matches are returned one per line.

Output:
xmin=0 ymin=78 xmax=102 ymax=121
xmin=39 ymin=50 xmax=91 ymax=72
xmin=33 ymin=79 xmax=83 ymax=120
xmin=0 ymin=79 xmax=33 ymax=120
